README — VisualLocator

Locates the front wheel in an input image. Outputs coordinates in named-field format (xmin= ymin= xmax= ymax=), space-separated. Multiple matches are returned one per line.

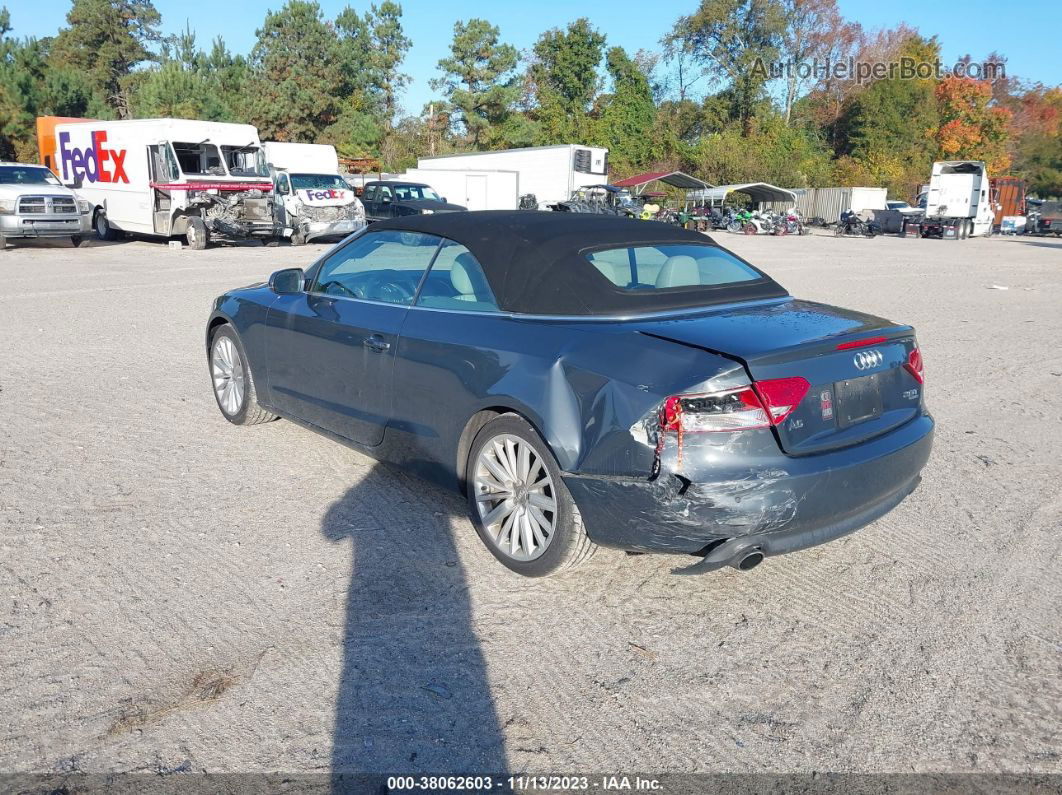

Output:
xmin=186 ymin=217 xmax=209 ymax=250
xmin=466 ymin=415 xmax=596 ymax=577
xmin=94 ymin=209 xmax=119 ymax=241
xmin=209 ymin=325 xmax=277 ymax=426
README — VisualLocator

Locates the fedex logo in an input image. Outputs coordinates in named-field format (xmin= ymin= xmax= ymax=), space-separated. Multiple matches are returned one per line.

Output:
xmin=59 ymin=131 xmax=129 ymax=184
xmin=303 ymin=189 xmax=346 ymax=201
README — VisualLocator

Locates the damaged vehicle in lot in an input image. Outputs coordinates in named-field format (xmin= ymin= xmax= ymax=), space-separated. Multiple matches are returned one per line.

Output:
xmin=206 ymin=212 xmax=933 ymax=577
xmin=36 ymin=117 xmax=279 ymax=249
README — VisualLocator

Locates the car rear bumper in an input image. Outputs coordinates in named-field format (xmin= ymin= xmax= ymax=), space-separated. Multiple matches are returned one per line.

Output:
xmin=1 ymin=214 xmax=91 ymax=238
xmin=563 ymin=413 xmax=934 ymax=559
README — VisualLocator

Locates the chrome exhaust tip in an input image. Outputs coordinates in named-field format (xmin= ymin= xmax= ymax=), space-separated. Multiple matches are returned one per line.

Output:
xmin=731 ymin=549 xmax=764 ymax=571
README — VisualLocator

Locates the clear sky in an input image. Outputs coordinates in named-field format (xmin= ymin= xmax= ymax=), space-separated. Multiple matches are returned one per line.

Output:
xmin=9 ymin=0 xmax=1062 ymax=117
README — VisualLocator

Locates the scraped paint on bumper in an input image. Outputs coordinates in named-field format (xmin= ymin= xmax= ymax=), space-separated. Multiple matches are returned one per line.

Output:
xmin=564 ymin=414 xmax=934 ymax=556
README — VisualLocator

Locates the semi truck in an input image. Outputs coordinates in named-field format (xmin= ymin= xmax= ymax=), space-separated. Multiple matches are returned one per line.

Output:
xmin=37 ymin=116 xmax=279 ymax=249
xmin=917 ymin=161 xmax=996 ymax=239
xmin=416 ymin=144 xmax=609 ymax=210
xmin=261 ymin=141 xmax=365 ymax=245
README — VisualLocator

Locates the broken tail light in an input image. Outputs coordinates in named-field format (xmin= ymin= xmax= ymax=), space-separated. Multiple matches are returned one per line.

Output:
xmin=904 ymin=346 xmax=924 ymax=384
xmin=660 ymin=377 xmax=810 ymax=434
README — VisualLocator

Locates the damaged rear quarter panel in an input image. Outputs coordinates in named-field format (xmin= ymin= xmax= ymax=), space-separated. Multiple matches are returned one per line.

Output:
xmin=386 ymin=311 xmax=744 ymax=489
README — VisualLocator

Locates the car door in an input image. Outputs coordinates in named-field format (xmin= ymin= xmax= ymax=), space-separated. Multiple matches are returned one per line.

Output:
xmin=274 ymin=173 xmax=292 ymax=227
xmin=264 ymin=229 xmax=443 ymax=446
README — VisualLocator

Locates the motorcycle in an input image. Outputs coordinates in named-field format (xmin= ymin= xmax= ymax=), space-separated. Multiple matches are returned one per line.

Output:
xmin=835 ymin=210 xmax=880 ymax=238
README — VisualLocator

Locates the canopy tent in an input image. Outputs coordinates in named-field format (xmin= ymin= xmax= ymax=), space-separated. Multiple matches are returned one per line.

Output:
xmin=612 ymin=171 xmax=712 ymax=195
xmin=686 ymin=183 xmax=797 ymax=206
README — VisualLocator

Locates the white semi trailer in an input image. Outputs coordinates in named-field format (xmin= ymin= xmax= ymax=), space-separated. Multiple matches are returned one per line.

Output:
xmin=417 ymin=144 xmax=609 ymax=209
xmin=918 ymin=161 xmax=995 ymax=239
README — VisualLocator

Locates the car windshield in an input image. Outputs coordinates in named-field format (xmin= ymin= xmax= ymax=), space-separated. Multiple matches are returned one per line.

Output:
xmin=586 ymin=244 xmax=761 ymax=290
xmin=291 ymin=174 xmax=349 ymax=191
xmin=0 ymin=166 xmax=62 ymax=186
xmin=172 ymin=142 xmax=226 ymax=176
xmin=222 ymin=145 xmax=269 ymax=177
xmin=392 ymin=185 xmax=441 ymax=202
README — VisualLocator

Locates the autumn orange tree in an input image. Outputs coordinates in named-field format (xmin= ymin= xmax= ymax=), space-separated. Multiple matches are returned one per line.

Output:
xmin=932 ymin=76 xmax=1012 ymax=172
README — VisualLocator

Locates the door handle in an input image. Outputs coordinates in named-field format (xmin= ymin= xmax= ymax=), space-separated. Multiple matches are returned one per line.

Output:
xmin=363 ymin=334 xmax=390 ymax=353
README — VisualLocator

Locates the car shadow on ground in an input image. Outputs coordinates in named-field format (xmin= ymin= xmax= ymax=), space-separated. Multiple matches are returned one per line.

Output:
xmin=320 ymin=461 xmax=507 ymax=781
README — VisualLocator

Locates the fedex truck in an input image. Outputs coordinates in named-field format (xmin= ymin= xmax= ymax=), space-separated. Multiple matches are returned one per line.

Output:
xmin=37 ymin=117 xmax=279 ymax=249
xmin=918 ymin=161 xmax=996 ymax=239
xmin=262 ymin=142 xmax=365 ymax=245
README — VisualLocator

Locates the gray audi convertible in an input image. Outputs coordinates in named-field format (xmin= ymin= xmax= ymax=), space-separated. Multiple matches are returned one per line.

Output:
xmin=206 ymin=211 xmax=933 ymax=576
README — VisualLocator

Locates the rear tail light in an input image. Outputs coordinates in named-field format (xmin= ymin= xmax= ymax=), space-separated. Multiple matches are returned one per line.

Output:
xmin=904 ymin=346 xmax=924 ymax=384
xmin=660 ymin=377 xmax=810 ymax=434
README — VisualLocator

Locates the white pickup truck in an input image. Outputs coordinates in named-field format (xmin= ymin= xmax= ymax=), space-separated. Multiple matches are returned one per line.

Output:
xmin=0 ymin=161 xmax=92 ymax=250
xmin=262 ymin=142 xmax=365 ymax=245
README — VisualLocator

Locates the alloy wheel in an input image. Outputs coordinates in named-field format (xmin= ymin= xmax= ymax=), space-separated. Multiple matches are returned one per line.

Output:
xmin=211 ymin=336 xmax=246 ymax=416
xmin=473 ymin=433 xmax=557 ymax=562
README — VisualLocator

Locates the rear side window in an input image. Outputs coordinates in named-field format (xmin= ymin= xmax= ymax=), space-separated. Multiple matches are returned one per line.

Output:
xmin=586 ymin=244 xmax=761 ymax=290
xmin=416 ymin=240 xmax=499 ymax=313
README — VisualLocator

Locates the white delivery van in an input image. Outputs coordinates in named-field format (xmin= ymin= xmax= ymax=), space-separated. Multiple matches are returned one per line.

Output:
xmin=0 ymin=161 xmax=92 ymax=250
xmin=37 ymin=116 xmax=278 ymax=249
xmin=262 ymin=142 xmax=365 ymax=245
xmin=417 ymin=144 xmax=609 ymax=209
xmin=400 ymin=168 xmax=519 ymax=211
xmin=919 ymin=161 xmax=995 ymax=239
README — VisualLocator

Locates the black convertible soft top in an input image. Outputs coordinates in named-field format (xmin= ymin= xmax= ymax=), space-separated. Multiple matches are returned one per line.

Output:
xmin=371 ymin=211 xmax=788 ymax=316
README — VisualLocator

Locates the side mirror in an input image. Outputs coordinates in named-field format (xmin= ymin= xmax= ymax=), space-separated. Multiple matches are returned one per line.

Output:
xmin=269 ymin=267 xmax=304 ymax=294
xmin=441 ymin=197 xmax=447 ymax=204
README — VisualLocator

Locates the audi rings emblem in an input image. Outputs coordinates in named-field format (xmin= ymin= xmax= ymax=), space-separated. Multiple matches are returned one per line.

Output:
xmin=853 ymin=349 xmax=884 ymax=370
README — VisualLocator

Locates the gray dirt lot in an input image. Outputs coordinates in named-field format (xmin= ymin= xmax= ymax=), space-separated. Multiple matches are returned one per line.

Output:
xmin=0 ymin=229 xmax=1059 ymax=776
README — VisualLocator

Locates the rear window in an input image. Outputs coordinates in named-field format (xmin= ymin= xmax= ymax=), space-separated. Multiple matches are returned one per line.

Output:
xmin=586 ymin=244 xmax=761 ymax=291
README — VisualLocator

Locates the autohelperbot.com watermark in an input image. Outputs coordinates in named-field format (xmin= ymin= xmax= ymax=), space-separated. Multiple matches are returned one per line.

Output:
xmin=752 ymin=56 xmax=1006 ymax=84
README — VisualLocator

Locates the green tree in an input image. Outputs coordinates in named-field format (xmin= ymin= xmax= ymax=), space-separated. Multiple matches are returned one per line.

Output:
xmin=365 ymin=1 xmax=411 ymax=125
xmin=668 ymin=0 xmax=785 ymax=135
xmin=51 ymin=0 xmax=161 ymax=117
xmin=529 ymin=18 xmax=606 ymax=143
xmin=592 ymin=47 xmax=656 ymax=173
xmin=432 ymin=18 xmax=520 ymax=149
xmin=836 ymin=34 xmax=940 ymax=194
xmin=246 ymin=1 xmax=345 ymax=141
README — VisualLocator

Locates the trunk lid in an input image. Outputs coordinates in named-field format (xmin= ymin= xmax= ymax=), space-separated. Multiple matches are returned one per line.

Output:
xmin=638 ymin=298 xmax=924 ymax=455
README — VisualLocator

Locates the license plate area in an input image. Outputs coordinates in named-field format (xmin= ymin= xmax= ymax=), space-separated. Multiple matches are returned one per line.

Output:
xmin=834 ymin=373 xmax=883 ymax=428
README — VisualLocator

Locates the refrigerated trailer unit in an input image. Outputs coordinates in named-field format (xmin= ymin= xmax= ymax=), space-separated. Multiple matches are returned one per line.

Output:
xmin=417 ymin=144 xmax=608 ymax=209
xmin=37 ymin=116 xmax=279 ymax=248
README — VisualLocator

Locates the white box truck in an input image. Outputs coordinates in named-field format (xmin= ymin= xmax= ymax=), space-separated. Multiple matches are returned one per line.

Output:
xmin=37 ymin=116 xmax=278 ymax=249
xmin=400 ymin=167 xmax=519 ymax=211
xmin=262 ymin=142 xmax=366 ymax=245
xmin=918 ymin=161 xmax=995 ymax=239
xmin=417 ymin=144 xmax=609 ymax=209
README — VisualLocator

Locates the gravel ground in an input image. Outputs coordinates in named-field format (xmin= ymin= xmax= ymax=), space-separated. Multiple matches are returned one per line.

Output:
xmin=0 ymin=229 xmax=1059 ymax=777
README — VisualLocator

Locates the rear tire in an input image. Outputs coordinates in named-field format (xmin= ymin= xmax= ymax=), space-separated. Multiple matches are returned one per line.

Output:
xmin=186 ymin=217 xmax=208 ymax=250
xmin=209 ymin=325 xmax=277 ymax=426
xmin=290 ymin=230 xmax=306 ymax=246
xmin=71 ymin=235 xmax=83 ymax=248
xmin=94 ymin=209 xmax=119 ymax=241
xmin=466 ymin=414 xmax=596 ymax=577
